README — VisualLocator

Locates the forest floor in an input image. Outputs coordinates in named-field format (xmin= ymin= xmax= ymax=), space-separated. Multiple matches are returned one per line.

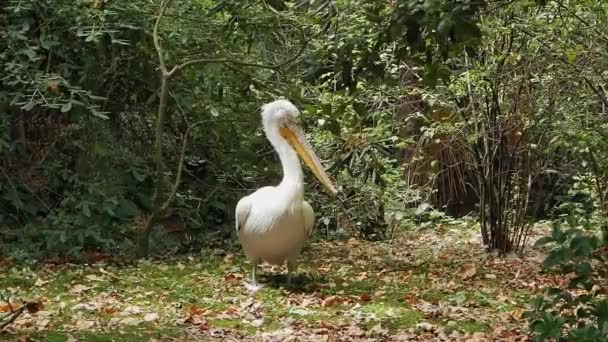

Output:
xmin=0 ymin=223 xmax=557 ymax=341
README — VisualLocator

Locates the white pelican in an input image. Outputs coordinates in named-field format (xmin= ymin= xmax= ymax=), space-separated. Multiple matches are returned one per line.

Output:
xmin=235 ymin=99 xmax=337 ymax=288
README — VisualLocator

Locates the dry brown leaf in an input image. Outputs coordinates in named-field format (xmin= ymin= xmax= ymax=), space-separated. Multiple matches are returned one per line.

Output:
xmin=74 ymin=319 xmax=95 ymax=330
xmin=509 ymin=308 xmax=524 ymax=321
xmin=344 ymin=325 xmax=365 ymax=337
xmin=69 ymin=284 xmax=89 ymax=295
xmin=26 ymin=300 xmax=43 ymax=314
xmin=319 ymin=320 xmax=337 ymax=330
xmin=223 ymin=273 xmax=243 ymax=282
xmin=321 ymin=295 xmax=342 ymax=307
xmin=359 ymin=294 xmax=372 ymax=302
xmin=459 ymin=264 xmax=477 ymax=280
xmin=103 ymin=306 xmax=117 ymax=314
xmin=0 ymin=257 xmax=14 ymax=269
xmin=189 ymin=306 xmax=209 ymax=316
xmin=34 ymin=278 xmax=49 ymax=287
xmin=403 ymin=294 xmax=418 ymax=305
xmin=36 ymin=318 xmax=50 ymax=330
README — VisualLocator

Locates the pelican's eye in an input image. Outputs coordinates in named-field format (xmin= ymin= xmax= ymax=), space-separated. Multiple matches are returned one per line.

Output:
xmin=291 ymin=117 xmax=302 ymax=126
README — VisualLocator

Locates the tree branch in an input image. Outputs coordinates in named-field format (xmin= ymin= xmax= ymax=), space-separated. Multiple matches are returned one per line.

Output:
xmin=0 ymin=297 xmax=40 ymax=330
xmin=153 ymin=0 xmax=173 ymax=75
xmin=584 ymin=77 xmax=608 ymax=110
xmin=167 ymin=24 xmax=308 ymax=77
xmin=160 ymin=120 xmax=208 ymax=213
xmin=0 ymin=305 xmax=26 ymax=330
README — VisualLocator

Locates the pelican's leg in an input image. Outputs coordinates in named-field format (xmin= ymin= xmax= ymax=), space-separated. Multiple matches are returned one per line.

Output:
xmin=244 ymin=260 xmax=263 ymax=292
xmin=251 ymin=262 xmax=258 ymax=284
xmin=287 ymin=260 xmax=296 ymax=285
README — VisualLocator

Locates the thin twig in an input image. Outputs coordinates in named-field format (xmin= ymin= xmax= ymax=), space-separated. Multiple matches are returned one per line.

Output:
xmin=160 ymin=120 xmax=208 ymax=213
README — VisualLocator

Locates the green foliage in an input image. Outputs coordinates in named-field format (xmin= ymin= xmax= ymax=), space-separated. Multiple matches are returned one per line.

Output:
xmin=0 ymin=0 xmax=605 ymax=260
xmin=528 ymin=216 xmax=608 ymax=340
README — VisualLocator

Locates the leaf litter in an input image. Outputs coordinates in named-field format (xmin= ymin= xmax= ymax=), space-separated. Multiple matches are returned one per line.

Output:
xmin=0 ymin=223 xmax=556 ymax=340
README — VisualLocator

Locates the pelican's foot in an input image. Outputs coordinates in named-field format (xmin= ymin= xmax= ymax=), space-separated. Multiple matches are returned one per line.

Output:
xmin=243 ymin=280 xmax=264 ymax=292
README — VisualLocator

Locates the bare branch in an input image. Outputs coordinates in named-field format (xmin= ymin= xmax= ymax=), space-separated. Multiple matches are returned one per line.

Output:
xmin=0 ymin=299 xmax=39 ymax=330
xmin=160 ymin=120 xmax=208 ymax=213
xmin=0 ymin=306 xmax=26 ymax=330
xmin=153 ymin=0 xmax=173 ymax=75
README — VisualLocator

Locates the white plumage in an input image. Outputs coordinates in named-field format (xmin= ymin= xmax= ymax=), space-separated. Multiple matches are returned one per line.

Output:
xmin=235 ymin=100 xmax=336 ymax=286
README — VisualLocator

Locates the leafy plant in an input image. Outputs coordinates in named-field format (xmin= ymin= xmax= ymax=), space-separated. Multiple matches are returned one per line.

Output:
xmin=528 ymin=217 xmax=608 ymax=340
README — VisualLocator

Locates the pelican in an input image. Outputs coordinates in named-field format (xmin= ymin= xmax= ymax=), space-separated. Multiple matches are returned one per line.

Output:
xmin=235 ymin=99 xmax=337 ymax=288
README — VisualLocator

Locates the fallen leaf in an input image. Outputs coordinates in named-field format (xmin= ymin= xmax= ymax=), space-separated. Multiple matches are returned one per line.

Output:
xmin=458 ymin=263 xmax=477 ymax=280
xmin=103 ymin=306 xmax=117 ymax=314
xmin=189 ymin=306 xmax=209 ymax=316
xmin=344 ymin=325 xmax=365 ymax=337
xmin=0 ymin=257 xmax=14 ymax=268
xmin=470 ymin=332 xmax=488 ymax=341
xmin=71 ymin=303 xmax=96 ymax=312
xmin=509 ymin=308 xmax=524 ymax=321
xmin=416 ymin=322 xmax=437 ymax=332
xmin=223 ymin=273 xmax=243 ymax=282
xmin=85 ymin=274 xmax=104 ymax=282
xmin=121 ymin=317 xmax=143 ymax=326
xmin=74 ymin=319 xmax=95 ymax=330
xmin=144 ymin=312 xmax=159 ymax=322
xmin=369 ymin=323 xmax=388 ymax=336
xmin=403 ymin=294 xmax=418 ymax=305
xmin=289 ymin=308 xmax=314 ymax=316
xmin=36 ymin=318 xmax=51 ymax=329
xmin=359 ymin=294 xmax=372 ymax=302
xmin=69 ymin=284 xmax=89 ymax=295
xmin=251 ymin=318 xmax=264 ymax=327
xmin=320 ymin=321 xmax=337 ymax=330
xmin=322 ymin=295 xmax=342 ymax=307
xmin=120 ymin=305 xmax=142 ymax=316
xmin=26 ymin=300 xmax=43 ymax=314
xmin=34 ymin=278 xmax=49 ymax=287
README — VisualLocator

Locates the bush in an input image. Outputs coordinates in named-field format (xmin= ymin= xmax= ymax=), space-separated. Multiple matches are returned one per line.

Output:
xmin=527 ymin=215 xmax=608 ymax=340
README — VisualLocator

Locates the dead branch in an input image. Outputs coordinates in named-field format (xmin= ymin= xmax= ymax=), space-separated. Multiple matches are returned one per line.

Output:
xmin=0 ymin=296 xmax=41 ymax=330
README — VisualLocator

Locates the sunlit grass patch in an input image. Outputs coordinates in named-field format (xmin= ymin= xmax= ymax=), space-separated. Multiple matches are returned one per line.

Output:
xmin=360 ymin=302 xmax=422 ymax=330
xmin=1 ymin=228 xmax=541 ymax=341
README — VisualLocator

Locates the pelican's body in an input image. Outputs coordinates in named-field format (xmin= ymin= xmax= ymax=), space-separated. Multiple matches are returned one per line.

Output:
xmin=235 ymin=100 xmax=336 ymax=286
xmin=236 ymin=186 xmax=314 ymax=265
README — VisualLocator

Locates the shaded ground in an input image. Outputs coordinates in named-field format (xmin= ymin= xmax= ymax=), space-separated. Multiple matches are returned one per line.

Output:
xmin=0 ymin=223 xmax=557 ymax=341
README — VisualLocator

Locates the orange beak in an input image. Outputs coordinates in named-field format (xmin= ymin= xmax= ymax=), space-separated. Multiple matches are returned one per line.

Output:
xmin=280 ymin=123 xmax=337 ymax=195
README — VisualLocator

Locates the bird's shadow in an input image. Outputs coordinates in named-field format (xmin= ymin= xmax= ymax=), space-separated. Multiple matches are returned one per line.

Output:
xmin=257 ymin=273 xmax=322 ymax=293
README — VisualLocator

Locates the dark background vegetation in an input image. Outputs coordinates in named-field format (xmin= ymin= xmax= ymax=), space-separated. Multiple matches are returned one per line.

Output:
xmin=1 ymin=0 xmax=607 ymax=338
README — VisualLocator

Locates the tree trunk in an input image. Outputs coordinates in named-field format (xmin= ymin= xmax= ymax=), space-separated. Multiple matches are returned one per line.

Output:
xmin=137 ymin=215 xmax=156 ymax=258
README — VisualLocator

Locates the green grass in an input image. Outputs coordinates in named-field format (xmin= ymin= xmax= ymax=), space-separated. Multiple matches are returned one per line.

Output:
xmin=23 ymin=327 xmax=184 ymax=342
xmin=1 ymin=228 xmax=539 ymax=340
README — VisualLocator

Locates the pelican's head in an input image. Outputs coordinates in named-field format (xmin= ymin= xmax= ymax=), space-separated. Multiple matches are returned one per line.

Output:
xmin=261 ymin=100 xmax=337 ymax=195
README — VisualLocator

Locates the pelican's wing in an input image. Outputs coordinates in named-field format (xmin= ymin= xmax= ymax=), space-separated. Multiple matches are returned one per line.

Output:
xmin=303 ymin=201 xmax=315 ymax=238
xmin=235 ymin=196 xmax=252 ymax=232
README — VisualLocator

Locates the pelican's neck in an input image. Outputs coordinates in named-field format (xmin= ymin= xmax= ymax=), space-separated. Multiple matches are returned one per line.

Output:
xmin=266 ymin=128 xmax=304 ymax=193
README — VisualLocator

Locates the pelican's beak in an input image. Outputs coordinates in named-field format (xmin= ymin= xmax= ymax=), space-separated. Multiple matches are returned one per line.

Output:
xmin=280 ymin=122 xmax=338 ymax=195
